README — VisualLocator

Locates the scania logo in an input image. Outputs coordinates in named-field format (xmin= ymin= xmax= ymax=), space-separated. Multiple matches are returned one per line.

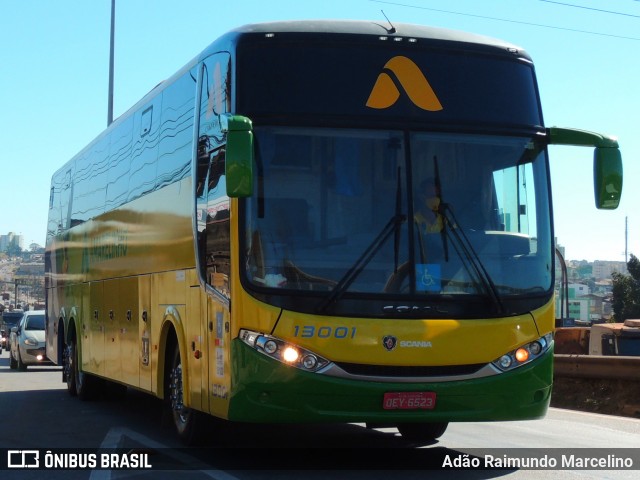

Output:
xmin=382 ymin=335 xmax=397 ymax=351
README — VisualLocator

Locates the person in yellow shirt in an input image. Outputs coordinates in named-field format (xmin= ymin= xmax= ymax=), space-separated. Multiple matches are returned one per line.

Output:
xmin=414 ymin=178 xmax=444 ymax=235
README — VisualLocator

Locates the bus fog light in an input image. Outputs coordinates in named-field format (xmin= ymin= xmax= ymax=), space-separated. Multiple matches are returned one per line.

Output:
xmin=264 ymin=340 xmax=278 ymax=355
xmin=302 ymin=354 xmax=318 ymax=370
xmin=238 ymin=329 xmax=331 ymax=373
xmin=499 ymin=355 xmax=512 ymax=369
xmin=282 ymin=346 xmax=299 ymax=363
xmin=529 ymin=341 xmax=542 ymax=355
xmin=492 ymin=333 xmax=554 ymax=372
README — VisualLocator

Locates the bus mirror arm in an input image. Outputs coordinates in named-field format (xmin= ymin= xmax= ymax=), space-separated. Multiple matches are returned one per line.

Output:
xmin=222 ymin=114 xmax=254 ymax=198
xmin=546 ymin=127 xmax=623 ymax=210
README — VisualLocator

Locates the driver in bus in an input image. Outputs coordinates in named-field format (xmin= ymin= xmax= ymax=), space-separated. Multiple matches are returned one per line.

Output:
xmin=414 ymin=178 xmax=444 ymax=235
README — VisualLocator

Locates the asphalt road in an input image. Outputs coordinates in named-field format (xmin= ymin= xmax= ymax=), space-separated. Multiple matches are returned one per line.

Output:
xmin=0 ymin=349 xmax=639 ymax=479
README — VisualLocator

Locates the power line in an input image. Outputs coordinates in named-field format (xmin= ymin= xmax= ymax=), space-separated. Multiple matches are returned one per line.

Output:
xmin=369 ymin=0 xmax=640 ymax=41
xmin=539 ymin=0 xmax=640 ymax=19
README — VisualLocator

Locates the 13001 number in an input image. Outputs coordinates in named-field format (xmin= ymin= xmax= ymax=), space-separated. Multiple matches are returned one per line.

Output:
xmin=293 ymin=325 xmax=356 ymax=339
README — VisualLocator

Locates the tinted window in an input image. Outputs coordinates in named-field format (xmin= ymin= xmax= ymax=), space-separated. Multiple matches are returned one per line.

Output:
xmin=128 ymin=98 xmax=161 ymax=202
xmin=25 ymin=314 xmax=45 ymax=330
xmin=106 ymin=116 xmax=133 ymax=210
xmin=157 ymin=69 xmax=197 ymax=189
xmin=238 ymin=42 xmax=541 ymax=128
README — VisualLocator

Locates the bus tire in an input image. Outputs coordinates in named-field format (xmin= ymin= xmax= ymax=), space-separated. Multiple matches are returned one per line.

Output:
xmin=65 ymin=334 xmax=100 ymax=400
xmin=397 ymin=422 xmax=449 ymax=442
xmin=167 ymin=344 xmax=201 ymax=445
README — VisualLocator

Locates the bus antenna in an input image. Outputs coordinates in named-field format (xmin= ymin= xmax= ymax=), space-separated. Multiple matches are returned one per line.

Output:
xmin=380 ymin=10 xmax=396 ymax=34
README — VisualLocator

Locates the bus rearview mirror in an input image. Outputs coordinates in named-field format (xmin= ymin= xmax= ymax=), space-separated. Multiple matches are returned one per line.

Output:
xmin=594 ymin=147 xmax=622 ymax=210
xmin=223 ymin=115 xmax=254 ymax=198
xmin=547 ymin=127 xmax=622 ymax=210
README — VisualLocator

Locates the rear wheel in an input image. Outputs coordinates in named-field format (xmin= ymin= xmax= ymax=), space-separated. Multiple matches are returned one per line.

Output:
xmin=65 ymin=334 xmax=100 ymax=399
xmin=397 ymin=422 xmax=449 ymax=442
xmin=167 ymin=344 xmax=201 ymax=445
xmin=63 ymin=340 xmax=76 ymax=395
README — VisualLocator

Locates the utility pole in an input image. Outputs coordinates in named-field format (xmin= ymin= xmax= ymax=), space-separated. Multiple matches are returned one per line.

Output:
xmin=625 ymin=216 xmax=628 ymax=264
xmin=107 ymin=0 xmax=115 ymax=126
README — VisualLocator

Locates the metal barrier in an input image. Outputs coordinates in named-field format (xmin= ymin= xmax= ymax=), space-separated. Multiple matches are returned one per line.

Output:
xmin=554 ymin=354 xmax=640 ymax=380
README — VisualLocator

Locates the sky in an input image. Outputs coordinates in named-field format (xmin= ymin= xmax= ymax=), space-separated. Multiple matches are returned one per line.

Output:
xmin=1 ymin=0 xmax=638 ymax=262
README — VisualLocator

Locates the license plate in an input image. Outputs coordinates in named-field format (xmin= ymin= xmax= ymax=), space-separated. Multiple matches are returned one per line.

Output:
xmin=383 ymin=392 xmax=436 ymax=410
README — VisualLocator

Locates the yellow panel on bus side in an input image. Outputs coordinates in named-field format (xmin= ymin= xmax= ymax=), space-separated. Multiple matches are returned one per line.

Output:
xmin=103 ymin=279 xmax=121 ymax=382
xmin=87 ymin=281 xmax=104 ymax=377
xmin=153 ymin=270 xmax=188 ymax=399
xmin=186 ymin=272 xmax=204 ymax=412
xmin=139 ymin=275 xmax=152 ymax=392
xmin=118 ymin=276 xmax=140 ymax=388
xmin=207 ymin=292 xmax=231 ymax=419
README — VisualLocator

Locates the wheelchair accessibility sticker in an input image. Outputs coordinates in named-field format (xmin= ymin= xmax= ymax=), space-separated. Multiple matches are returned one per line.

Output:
xmin=416 ymin=264 xmax=441 ymax=292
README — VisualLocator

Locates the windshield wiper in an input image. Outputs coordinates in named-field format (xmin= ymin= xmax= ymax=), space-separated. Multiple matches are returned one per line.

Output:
xmin=430 ymin=155 xmax=503 ymax=314
xmin=439 ymin=204 xmax=505 ymax=315
xmin=317 ymin=168 xmax=405 ymax=313
xmin=315 ymin=212 xmax=406 ymax=313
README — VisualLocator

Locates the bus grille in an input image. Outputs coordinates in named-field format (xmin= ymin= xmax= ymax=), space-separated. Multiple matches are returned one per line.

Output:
xmin=334 ymin=362 xmax=486 ymax=378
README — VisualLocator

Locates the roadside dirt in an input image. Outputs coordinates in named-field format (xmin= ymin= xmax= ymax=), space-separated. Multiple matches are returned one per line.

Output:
xmin=551 ymin=377 xmax=640 ymax=419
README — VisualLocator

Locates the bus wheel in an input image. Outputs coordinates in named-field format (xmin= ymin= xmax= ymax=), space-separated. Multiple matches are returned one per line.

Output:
xmin=63 ymin=340 xmax=77 ymax=396
xmin=397 ymin=422 xmax=449 ymax=442
xmin=168 ymin=345 xmax=201 ymax=445
xmin=65 ymin=335 xmax=99 ymax=400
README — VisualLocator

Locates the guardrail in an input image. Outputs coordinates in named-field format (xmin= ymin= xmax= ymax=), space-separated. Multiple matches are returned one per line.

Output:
xmin=554 ymin=354 xmax=640 ymax=380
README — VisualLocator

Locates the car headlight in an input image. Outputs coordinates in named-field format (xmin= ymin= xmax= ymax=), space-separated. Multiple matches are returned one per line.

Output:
xmin=24 ymin=337 xmax=39 ymax=346
xmin=491 ymin=333 xmax=553 ymax=372
xmin=239 ymin=329 xmax=331 ymax=373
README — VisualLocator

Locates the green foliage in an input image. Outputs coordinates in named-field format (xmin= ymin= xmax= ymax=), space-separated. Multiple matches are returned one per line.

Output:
xmin=611 ymin=254 xmax=640 ymax=321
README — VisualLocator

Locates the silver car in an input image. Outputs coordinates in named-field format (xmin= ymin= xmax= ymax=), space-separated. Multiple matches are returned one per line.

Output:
xmin=9 ymin=310 xmax=52 ymax=370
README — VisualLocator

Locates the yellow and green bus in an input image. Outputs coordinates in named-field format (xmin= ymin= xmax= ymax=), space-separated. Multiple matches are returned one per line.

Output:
xmin=45 ymin=21 xmax=622 ymax=444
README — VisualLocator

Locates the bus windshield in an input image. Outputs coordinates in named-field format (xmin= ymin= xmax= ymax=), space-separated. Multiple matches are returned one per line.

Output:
xmin=242 ymin=127 xmax=552 ymax=317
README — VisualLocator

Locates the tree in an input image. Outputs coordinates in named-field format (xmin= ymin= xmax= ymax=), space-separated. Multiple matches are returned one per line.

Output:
xmin=611 ymin=254 xmax=640 ymax=322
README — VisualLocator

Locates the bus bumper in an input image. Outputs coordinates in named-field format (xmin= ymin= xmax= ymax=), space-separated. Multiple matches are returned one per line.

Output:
xmin=228 ymin=340 xmax=553 ymax=423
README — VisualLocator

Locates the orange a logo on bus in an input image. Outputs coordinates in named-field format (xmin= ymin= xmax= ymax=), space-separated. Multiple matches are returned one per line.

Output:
xmin=366 ymin=56 xmax=443 ymax=111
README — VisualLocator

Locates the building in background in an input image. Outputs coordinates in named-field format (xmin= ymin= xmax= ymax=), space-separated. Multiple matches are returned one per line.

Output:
xmin=0 ymin=232 xmax=24 ymax=252
xmin=592 ymin=260 xmax=627 ymax=279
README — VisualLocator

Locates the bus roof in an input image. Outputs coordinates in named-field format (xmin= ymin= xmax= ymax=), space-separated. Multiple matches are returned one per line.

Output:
xmin=224 ymin=20 xmax=530 ymax=59
xmin=52 ymin=20 xmax=532 ymax=180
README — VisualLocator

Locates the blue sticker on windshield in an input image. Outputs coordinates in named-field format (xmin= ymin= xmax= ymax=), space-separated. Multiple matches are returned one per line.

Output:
xmin=416 ymin=264 xmax=441 ymax=292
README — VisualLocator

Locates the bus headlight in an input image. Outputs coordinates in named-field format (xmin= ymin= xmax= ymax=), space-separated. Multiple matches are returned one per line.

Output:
xmin=239 ymin=329 xmax=331 ymax=373
xmin=491 ymin=333 xmax=553 ymax=372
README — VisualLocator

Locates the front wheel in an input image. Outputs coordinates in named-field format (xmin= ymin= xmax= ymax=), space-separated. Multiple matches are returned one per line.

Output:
xmin=17 ymin=349 xmax=27 ymax=371
xmin=167 ymin=345 xmax=201 ymax=445
xmin=397 ymin=422 xmax=449 ymax=442
xmin=9 ymin=350 xmax=17 ymax=369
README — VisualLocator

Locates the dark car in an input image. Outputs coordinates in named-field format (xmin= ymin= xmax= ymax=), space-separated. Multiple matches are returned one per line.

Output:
xmin=0 ymin=310 xmax=24 ymax=351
